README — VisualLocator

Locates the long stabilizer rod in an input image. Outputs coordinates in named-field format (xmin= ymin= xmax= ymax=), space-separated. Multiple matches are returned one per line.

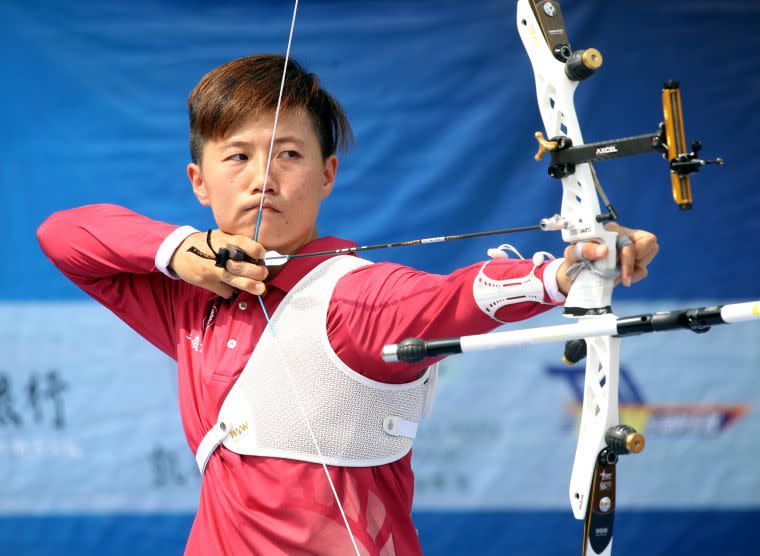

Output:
xmin=381 ymin=301 xmax=760 ymax=363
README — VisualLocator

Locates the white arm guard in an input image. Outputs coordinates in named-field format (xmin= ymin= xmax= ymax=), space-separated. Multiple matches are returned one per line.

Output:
xmin=473 ymin=247 xmax=555 ymax=323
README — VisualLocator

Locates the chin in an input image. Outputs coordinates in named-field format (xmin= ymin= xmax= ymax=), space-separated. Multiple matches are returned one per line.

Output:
xmin=219 ymin=225 xmax=255 ymax=239
xmin=226 ymin=216 xmax=260 ymax=237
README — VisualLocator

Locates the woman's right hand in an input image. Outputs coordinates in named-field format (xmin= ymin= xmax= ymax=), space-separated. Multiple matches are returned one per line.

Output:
xmin=169 ymin=230 xmax=268 ymax=298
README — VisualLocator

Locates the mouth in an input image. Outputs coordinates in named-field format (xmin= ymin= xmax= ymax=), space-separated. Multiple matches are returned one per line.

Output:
xmin=245 ymin=202 xmax=280 ymax=214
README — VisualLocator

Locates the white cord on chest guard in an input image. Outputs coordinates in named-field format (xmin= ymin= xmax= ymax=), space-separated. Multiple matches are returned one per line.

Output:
xmin=474 ymin=245 xmax=555 ymax=323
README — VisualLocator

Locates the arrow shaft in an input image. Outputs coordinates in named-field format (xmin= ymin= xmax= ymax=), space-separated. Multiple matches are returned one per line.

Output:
xmin=265 ymin=223 xmax=543 ymax=265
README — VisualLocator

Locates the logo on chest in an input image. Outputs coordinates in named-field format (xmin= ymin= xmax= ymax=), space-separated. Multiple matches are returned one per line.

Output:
xmin=186 ymin=331 xmax=203 ymax=353
xmin=228 ymin=421 xmax=251 ymax=441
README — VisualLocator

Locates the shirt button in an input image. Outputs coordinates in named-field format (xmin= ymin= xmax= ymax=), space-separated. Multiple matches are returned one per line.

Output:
xmin=227 ymin=339 xmax=237 ymax=349
xmin=238 ymin=301 xmax=248 ymax=311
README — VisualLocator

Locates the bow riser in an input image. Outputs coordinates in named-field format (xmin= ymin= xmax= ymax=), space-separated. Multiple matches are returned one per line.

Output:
xmin=516 ymin=0 xmax=621 ymax=526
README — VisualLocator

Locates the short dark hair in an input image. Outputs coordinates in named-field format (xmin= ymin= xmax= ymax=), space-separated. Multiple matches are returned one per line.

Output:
xmin=187 ymin=54 xmax=353 ymax=164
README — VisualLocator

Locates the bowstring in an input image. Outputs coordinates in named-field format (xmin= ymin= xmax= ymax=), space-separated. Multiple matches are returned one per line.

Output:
xmin=252 ymin=1 xmax=362 ymax=554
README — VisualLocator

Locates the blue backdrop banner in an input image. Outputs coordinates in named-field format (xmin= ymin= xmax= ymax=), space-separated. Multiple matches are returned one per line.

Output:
xmin=2 ymin=1 xmax=758 ymax=554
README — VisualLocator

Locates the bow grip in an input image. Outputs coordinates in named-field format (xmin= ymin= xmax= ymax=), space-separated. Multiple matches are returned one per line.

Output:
xmin=563 ymin=231 xmax=618 ymax=317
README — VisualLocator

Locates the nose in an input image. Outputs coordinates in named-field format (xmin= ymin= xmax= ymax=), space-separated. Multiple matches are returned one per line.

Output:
xmin=248 ymin=152 xmax=278 ymax=195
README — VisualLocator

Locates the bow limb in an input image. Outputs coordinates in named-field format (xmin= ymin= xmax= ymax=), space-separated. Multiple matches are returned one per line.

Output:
xmin=253 ymin=1 xmax=362 ymax=554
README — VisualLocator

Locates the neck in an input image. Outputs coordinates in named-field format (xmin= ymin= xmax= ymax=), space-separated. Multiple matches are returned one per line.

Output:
xmin=264 ymin=230 xmax=319 ymax=282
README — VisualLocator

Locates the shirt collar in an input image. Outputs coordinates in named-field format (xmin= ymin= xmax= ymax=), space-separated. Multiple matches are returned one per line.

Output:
xmin=267 ymin=236 xmax=357 ymax=294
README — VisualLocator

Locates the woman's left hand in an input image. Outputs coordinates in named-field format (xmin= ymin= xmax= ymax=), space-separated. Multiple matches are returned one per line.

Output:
xmin=556 ymin=222 xmax=659 ymax=296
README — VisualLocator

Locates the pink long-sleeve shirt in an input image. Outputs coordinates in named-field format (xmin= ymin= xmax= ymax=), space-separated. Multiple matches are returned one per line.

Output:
xmin=38 ymin=204 xmax=563 ymax=555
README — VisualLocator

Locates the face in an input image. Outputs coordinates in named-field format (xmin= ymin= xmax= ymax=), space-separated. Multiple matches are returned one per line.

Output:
xmin=187 ymin=109 xmax=338 ymax=254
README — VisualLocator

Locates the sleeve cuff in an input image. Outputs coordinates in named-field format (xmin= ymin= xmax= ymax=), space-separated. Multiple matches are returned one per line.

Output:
xmin=542 ymin=257 xmax=566 ymax=303
xmin=155 ymin=226 xmax=200 ymax=279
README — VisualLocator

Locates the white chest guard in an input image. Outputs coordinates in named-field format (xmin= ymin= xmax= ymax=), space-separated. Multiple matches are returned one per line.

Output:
xmin=195 ymin=255 xmax=438 ymax=474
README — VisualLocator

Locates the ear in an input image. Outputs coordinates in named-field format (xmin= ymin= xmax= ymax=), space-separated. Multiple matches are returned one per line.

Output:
xmin=321 ymin=155 xmax=338 ymax=200
xmin=187 ymin=163 xmax=211 ymax=206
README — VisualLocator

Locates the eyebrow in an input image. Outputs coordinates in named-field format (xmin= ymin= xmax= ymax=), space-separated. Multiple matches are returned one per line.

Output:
xmin=222 ymin=136 xmax=305 ymax=149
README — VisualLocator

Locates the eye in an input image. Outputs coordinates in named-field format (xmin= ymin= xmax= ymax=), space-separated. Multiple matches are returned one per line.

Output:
xmin=279 ymin=150 xmax=300 ymax=159
xmin=229 ymin=153 xmax=248 ymax=162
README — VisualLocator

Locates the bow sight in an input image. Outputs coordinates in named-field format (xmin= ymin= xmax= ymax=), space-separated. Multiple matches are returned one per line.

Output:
xmin=528 ymin=1 xmax=723 ymax=211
